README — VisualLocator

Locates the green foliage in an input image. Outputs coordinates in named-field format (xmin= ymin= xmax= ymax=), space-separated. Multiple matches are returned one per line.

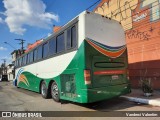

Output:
xmin=140 ymin=78 xmax=153 ymax=93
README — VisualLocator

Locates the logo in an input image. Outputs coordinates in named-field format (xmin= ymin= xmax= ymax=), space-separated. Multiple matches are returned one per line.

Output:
xmin=2 ymin=112 xmax=11 ymax=117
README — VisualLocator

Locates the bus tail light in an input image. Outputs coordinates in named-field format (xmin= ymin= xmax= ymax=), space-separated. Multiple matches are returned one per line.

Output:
xmin=84 ymin=70 xmax=91 ymax=85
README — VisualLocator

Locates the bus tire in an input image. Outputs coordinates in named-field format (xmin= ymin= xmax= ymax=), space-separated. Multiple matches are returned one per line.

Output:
xmin=41 ymin=81 xmax=49 ymax=99
xmin=51 ymin=82 xmax=60 ymax=102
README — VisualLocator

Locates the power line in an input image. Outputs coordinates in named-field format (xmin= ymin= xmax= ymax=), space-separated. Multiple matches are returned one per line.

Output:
xmin=94 ymin=0 xmax=159 ymax=30
xmin=86 ymin=0 xmax=101 ymax=10
xmin=96 ymin=0 xmax=154 ymax=18
xmin=40 ymin=0 xmax=159 ymax=47
xmin=122 ymin=3 xmax=160 ymax=29
xmin=4 ymin=42 xmax=17 ymax=49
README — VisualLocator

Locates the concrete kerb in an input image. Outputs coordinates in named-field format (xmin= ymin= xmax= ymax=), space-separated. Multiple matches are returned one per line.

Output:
xmin=121 ymin=96 xmax=160 ymax=107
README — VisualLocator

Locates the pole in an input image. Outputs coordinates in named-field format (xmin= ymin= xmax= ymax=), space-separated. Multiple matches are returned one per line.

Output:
xmin=15 ymin=39 xmax=26 ymax=51
xmin=1 ymin=59 xmax=6 ymax=75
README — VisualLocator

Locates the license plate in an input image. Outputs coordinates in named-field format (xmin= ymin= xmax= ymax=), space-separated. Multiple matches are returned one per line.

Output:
xmin=112 ymin=75 xmax=119 ymax=80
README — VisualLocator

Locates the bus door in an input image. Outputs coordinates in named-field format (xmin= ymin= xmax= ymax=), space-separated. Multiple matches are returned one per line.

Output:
xmin=91 ymin=56 xmax=127 ymax=88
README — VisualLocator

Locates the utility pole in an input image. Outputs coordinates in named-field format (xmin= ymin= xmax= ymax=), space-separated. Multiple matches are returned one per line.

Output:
xmin=1 ymin=59 xmax=6 ymax=75
xmin=15 ymin=39 xmax=26 ymax=51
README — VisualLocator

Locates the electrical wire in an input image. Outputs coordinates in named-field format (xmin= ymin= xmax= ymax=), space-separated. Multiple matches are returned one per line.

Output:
xmin=86 ymin=0 xmax=101 ymax=10
xmin=96 ymin=0 xmax=151 ymax=17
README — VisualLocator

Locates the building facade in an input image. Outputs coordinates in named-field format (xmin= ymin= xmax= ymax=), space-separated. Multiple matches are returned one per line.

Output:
xmin=95 ymin=0 xmax=160 ymax=89
xmin=7 ymin=64 xmax=14 ymax=81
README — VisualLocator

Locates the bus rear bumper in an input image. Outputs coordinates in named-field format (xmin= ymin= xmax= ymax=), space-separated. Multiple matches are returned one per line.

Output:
xmin=80 ymin=83 xmax=131 ymax=103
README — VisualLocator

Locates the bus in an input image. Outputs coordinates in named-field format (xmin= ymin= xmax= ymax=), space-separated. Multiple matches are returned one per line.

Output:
xmin=14 ymin=11 xmax=131 ymax=103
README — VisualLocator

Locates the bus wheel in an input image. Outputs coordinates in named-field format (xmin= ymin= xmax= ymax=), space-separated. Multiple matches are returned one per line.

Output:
xmin=41 ymin=81 xmax=49 ymax=99
xmin=51 ymin=82 xmax=60 ymax=102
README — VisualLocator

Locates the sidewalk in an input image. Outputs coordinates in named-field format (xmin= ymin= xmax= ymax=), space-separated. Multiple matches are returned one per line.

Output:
xmin=121 ymin=89 xmax=160 ymax=107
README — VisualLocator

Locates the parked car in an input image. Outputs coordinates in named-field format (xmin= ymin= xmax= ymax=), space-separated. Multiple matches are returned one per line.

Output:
xmin=1 ymin=75 xmax=8 ymax=81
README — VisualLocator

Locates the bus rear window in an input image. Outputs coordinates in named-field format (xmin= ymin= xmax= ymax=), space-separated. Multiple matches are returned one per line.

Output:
xmin=94 ymin=62 xmax=125 ymax=68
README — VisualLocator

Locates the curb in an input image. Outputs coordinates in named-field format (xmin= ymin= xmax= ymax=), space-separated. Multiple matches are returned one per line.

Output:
xmin=121 ymin=96 xmax=160 ymax=107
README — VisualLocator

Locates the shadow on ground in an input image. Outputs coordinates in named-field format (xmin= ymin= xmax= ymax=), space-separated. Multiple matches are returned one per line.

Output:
xmin=60 ymin=97 xmax=146 ymax=111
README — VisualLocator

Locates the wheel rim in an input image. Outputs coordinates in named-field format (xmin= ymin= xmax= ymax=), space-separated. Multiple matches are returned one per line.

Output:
xmin=52 ymin=84 xmax=59 ymax=99
xmin=41 ymin=83 xmax=46 ymax=96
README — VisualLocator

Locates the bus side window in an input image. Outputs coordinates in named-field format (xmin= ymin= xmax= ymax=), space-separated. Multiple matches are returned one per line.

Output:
xmin=14 ymin=60 xmax=17 ymax=67
xmin=71 ymin=26 xmax=77 ymax=48
xmin=37 ymin=46 xmax=42 ymax=60
xmin=24 ymin=55 xmax=27 ymax=65
xmin=30 ymin=51 xmax=33 ymax=63
xmin=43 ymin=42 xmax=48 ymax=58
xmin=67 ymin=25 xmax=77 ymax=49
xmin=33 ymin=49 xmax=37 ymax=62
xmin=49 ymin=38 xmax=56 ymax=56
xmin=22 ymin=56 xmax=24 ymax=65
xmin=27 ymin=54 xmax=30 ymax=64
xmin=21 ymin=57 xmax=24 ymax=66
xmin=57 ymin=33 xmax=65 ymax=53
xmin=15 ymin=60 xmax=18 ymax=67
xmin=17 ymin=60 xmax=19 ymax=67
xmin=19 ymin=58 xmax=22 ymax=66
xmin=67 ymin=28 xmax=71 ymax=49
xmin=24 ymin=56 xmax=26 ymax=65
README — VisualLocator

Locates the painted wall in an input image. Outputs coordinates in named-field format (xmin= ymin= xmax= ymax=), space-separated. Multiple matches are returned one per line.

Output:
xmin=95 ymin=0 xmax=160 ymax=89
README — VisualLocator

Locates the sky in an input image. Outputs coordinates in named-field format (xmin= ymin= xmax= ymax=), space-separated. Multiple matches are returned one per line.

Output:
xmin=0 ymin=0 xmax=100 ymax=64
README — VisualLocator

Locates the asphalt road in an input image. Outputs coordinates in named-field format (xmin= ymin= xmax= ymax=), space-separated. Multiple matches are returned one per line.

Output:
xmin=0 ymin=81 xmax=159 ymax=120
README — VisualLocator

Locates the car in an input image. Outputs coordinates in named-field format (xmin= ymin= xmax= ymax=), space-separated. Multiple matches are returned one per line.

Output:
xmin=1 ymin=75 xmax=8 ymax=81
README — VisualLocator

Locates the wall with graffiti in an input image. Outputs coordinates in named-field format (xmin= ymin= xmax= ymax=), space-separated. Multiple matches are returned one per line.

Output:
xmin=95 ymin=0 xmax=160 ymax=89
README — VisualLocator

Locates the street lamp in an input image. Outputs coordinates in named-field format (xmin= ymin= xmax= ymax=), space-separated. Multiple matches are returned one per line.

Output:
xmin=4 ymin=42 xmax=17 ymax=49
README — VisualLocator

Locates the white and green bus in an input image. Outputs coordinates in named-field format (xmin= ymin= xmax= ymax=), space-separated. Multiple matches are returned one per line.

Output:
xmin=14 ymin=11 xmax=131 ymax=103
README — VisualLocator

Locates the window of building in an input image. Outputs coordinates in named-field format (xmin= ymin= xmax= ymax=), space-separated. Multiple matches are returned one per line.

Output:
xmin=67 ymin=25 xmax=77 ymax=49
xmin=57 ymin=33 xmax=65 ymax=53
xmin=43 ymin=43 xmax=48 ymax=58
xmin=37 ymin=46 xmax=42 ymax=60
xmin=33 ymin=49 xmax=37 ymax=62
xmin=49 ymin=38 xmax=56 ymax=56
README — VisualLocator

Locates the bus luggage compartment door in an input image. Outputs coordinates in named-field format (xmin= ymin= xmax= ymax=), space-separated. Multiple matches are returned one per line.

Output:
xmin=60 ymin=74 xmax=76 ymax=98
xmin=91 ymin=56 xmax=127 ymax=88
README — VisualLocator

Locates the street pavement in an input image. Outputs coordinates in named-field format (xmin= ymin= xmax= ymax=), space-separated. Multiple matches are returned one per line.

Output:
xmin=121 ymin=89 xmax=160 ymax=106
xmin=0 ymin=81 xmax=160 ymax=120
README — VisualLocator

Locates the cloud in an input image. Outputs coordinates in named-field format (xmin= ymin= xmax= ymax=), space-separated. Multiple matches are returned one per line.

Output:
xmin=0 ymin=47 xmax=7 ymax=51
xmin=0 ymin=17 xmax=3 ymax=23
xmin=2 ymin=0 xmax=59 ymax=35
